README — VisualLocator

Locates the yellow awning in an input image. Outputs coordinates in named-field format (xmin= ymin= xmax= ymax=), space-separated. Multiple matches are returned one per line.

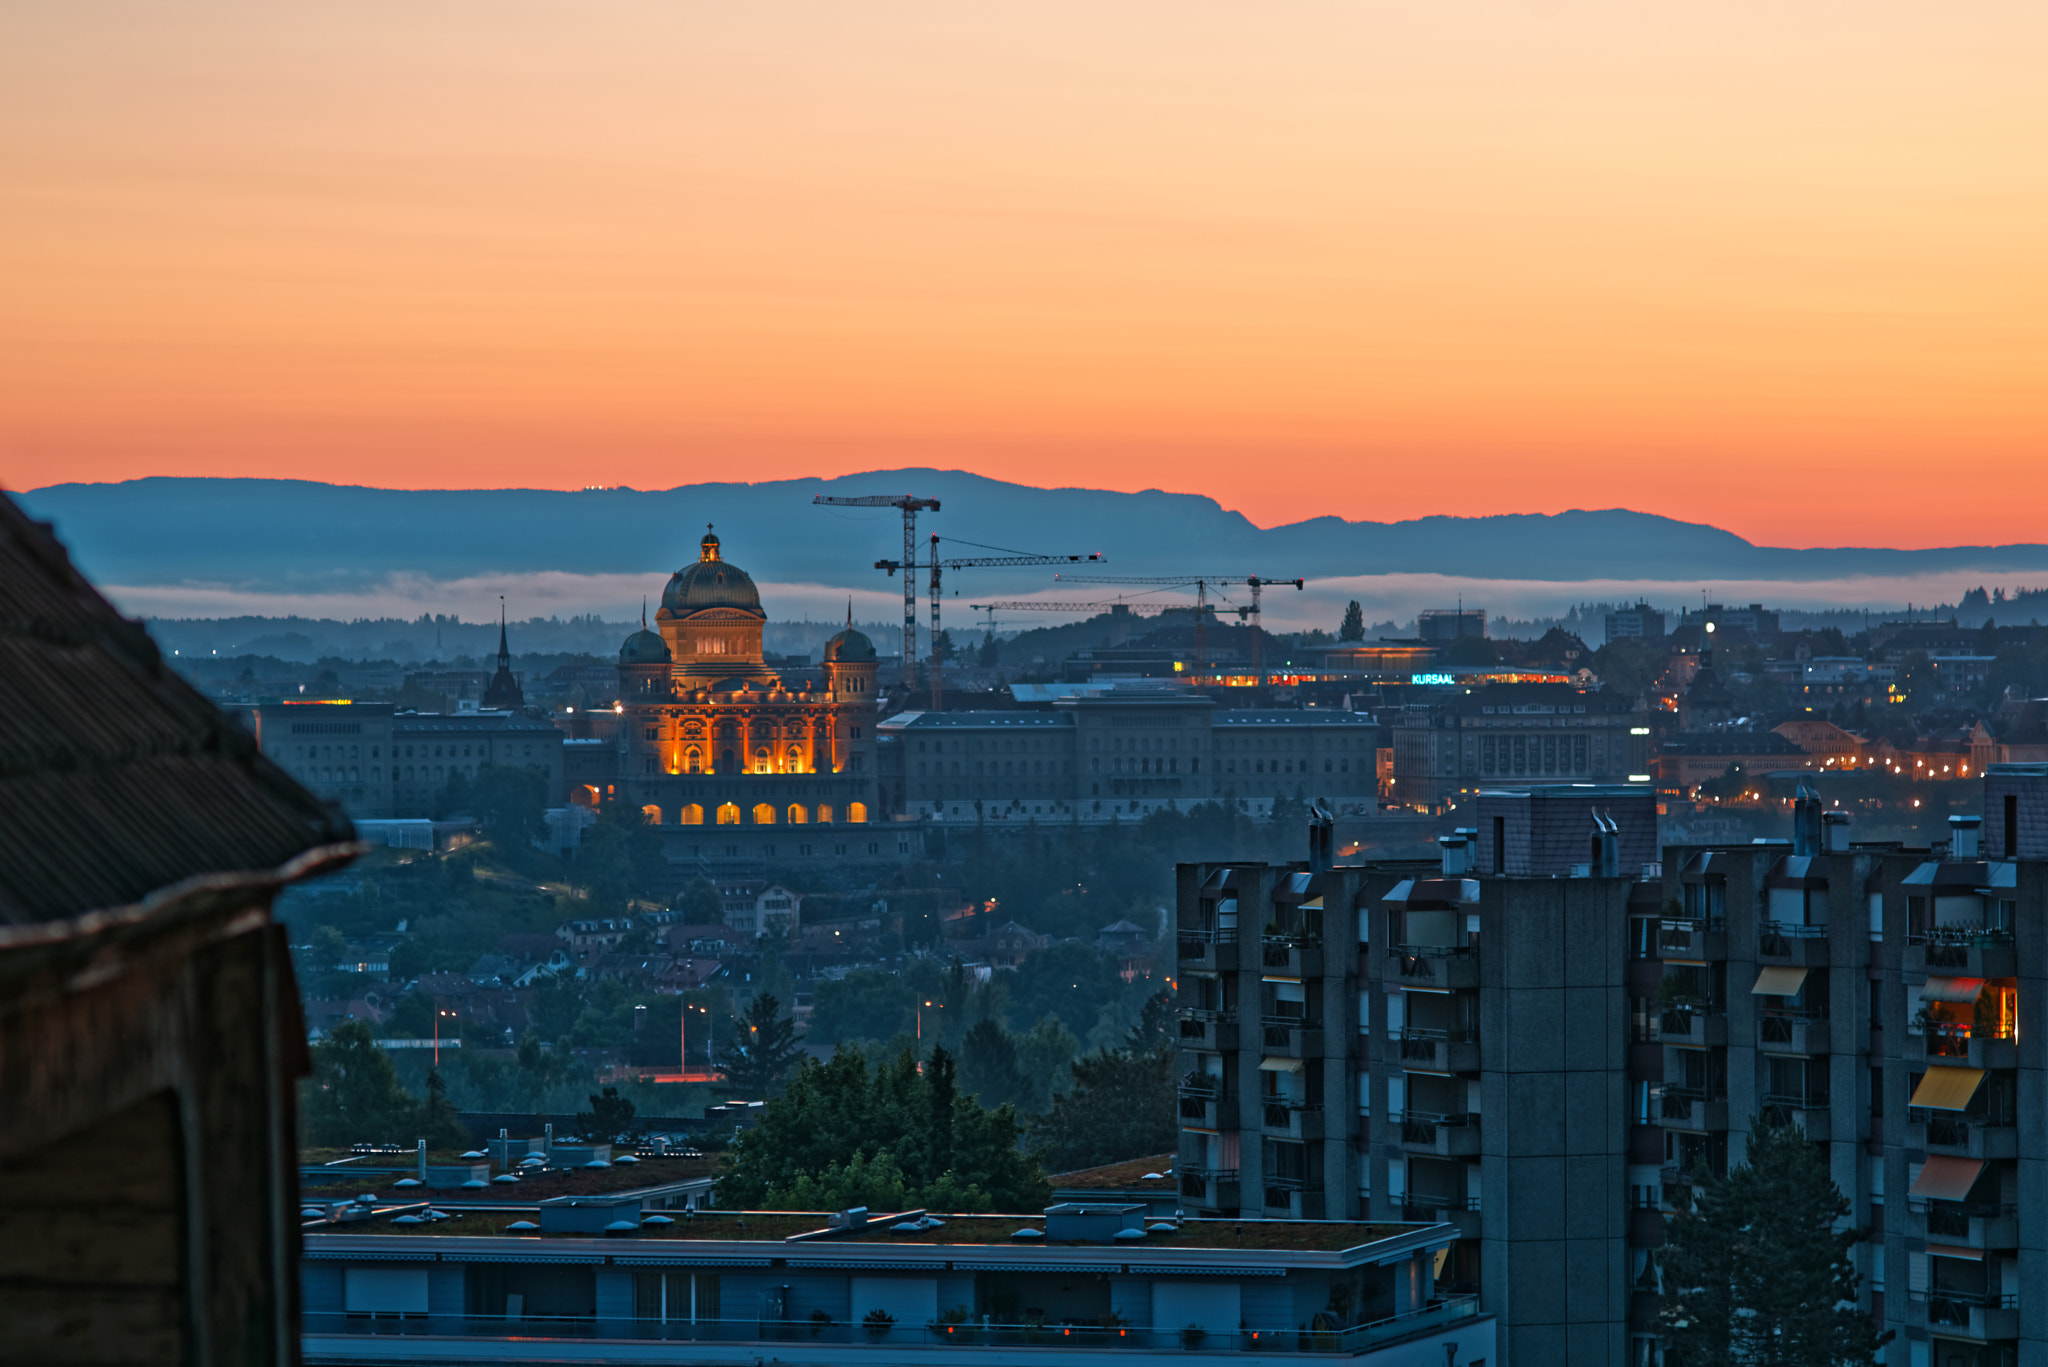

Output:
xmin=1752 ymin=966 xmax=1808 ymax=996
xmin=1909 ymin=1066 xmax=1986 ymax=1112
xmin=1920 ymin=977 xmax=1986 ymax=1003
xmin=1910 ymin=1156 xmax=1985 ymax=1202
xmin=1258 ymin=1057 xmax=1304 ymax=1073
xmin=1300 ymin=897 xmax=1324 ymax=909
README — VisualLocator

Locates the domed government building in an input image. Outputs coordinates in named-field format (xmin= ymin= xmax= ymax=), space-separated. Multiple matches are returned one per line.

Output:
xmin=591 ymin=529 xmax=881 ymax=832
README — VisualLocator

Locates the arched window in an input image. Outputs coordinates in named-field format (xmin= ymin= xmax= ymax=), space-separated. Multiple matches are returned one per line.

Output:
xmin=716 ymin=802 xmax=741 ymax=825
xmin=641 ymin=804 xmax=663 ymax=825
xmin=685 ymin=747 xmax=702 ymax=774
xmin=754 ymin=747 xmax=771 ymax=772
xmin=816 ymin=804 xmax=835 ymax=824
xmin=787 ymin=804 xmax=808 ymax=824
xmin=575 ymin=785 xmax=601 ymax=807
xmin=786 ymin=746 xmax=803 ymax=772
xmin=752 ymin=802 xmax=776 ymax=825
xmin=680 ymin=803 xmax=705 ymax=825
xmin=720 ymin=749 xmax=735 ymax=773
xmin=848 ymin=802 xmax=868 ymax=824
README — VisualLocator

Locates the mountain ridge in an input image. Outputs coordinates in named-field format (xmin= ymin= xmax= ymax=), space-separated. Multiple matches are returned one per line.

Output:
xmin=17 ymin=471 xmax=2048 ymax=593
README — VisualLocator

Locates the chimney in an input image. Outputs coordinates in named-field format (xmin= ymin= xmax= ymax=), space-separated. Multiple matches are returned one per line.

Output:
xmin=1792 ymin=781 xmax=1822 ymax=856
xmin=1588 ymin=812 xmax=1620 ymax=878
xmin=1950 ymin=815 xmax=1983 ymax=859
xmin=1821 ymin=811 xmax=1852 ymax=853
xmin=544 ymin=1122 xmax=554 ymax=1155
xmin=1439 ymin=832 xmax=1471 ymax=876
xmin=417 ymin=1138 xmax=427 ymax=1181
xmin=1308 ymin=804 xmax=1334 ymax=875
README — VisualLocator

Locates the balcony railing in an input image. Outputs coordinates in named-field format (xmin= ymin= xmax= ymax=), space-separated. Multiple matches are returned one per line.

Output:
xmin=307 ymin=1297 xmax=1483 ymax=1355
xmin=1657 ymin=918 xmax=1723 ymax=957
xmin=1176 ymin=1073 xmax=1221 ymax=1100
xmin=1918 ymin=1109 xmax=2018 ymax=1151
xmin=1909 ymin=1197 xmax=2017 ymax=1239
xmin=1909 ymin=1288 xmax=2018 ymax=1329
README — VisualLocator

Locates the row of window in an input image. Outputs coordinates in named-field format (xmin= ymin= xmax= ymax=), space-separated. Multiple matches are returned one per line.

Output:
xmin=640 ymin=801 xmax=869 ymax=826
xmin=292 ymin=742 xmax=543 ymax=762
xmin=912 ymin=734 xmax=1372 ymax=756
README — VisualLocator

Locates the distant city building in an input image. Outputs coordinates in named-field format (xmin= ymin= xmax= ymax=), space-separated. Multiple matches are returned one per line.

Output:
xmin=1604 ymin=600 xmax=1666 ymax=642
xmin=1386 ymin=681 xmax=1649 ymax=809
xmin=1417 ymin=608 xmax=1487 ymax=643
xmin=254 ymin=699 xmax=565 ymax=819
xmin=880 ymin=686 xmax=1381 ymax=823
xmin=1677 ymin=602 xmax=1780 ymax=638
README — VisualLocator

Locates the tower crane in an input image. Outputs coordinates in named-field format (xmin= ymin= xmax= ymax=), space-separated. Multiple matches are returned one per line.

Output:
xmin=1054 ymin=574 xmax=1305 ymax=676
xmin=813 ymin=492 xmax=940 ymax=688
xmin=877 ymin=537 xmax=1103 ymax=710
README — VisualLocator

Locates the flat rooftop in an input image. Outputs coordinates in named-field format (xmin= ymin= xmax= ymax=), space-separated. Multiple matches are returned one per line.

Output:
xmin=331 ymin=1210 xmax=1417 ymax=1254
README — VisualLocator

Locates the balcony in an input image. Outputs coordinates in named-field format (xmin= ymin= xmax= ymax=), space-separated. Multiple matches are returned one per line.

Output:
xmin=1261 ymin=1175 xmax=1309 ymax=1212
xmin=1658 ymin=1007 xmax=1727 ymax=1047
xmin=1911 ymin=1289 xmax=2019 ymax=1342
xmin=1260 ymin=936 xmax=1324 ymax=977
xmin=1260 ymin=1101 xmax=1326 ymax=1140
xmin=1760 ymin=1094 xmax=1835 ymax=1140
xmin=1390 ymin=1028 xmax=1480 ymax=1073
xmin=1177 ymin=929 xmax=1240 ymax=973
xmin=1758 ymin=1011 xmax=1830 ymax=1056
xmin=1911 ymin=1112 xmax=2019 ymax=1161
xmin=1178 ymin=1166 xmax=1240 ymax=1210
xmin=1176 ymin=1074 xmax=1234 ymax=1130
xmin=1911 ymin=1198 xmax=2019 ymax=1251
xmin=1906 ymin=928 xmax=2017 ymax=979
xmin=1657 ymin=918 xmax=1726 ymax=961
xmin=1402 ymin=1197 xmax=1481 ymax=1241
xmin=1389 ymin=947 xmax=1479 ymax=989
xmin=1260 ymin=1017 xmax=1326 ymax=1059
xmin=1177 ymin=1009 xmax=1239 ymax=1052
xmin=1659 ymin=1087 xmax=1728 ymax=1133
xmin=1908 ymin=1026 xmax=2018 ymax=1071
xmin=1757 ymin=923 xmax=1830 ymax=966
xmin=1394 ymin=1110 xmax=1481 ymax=1158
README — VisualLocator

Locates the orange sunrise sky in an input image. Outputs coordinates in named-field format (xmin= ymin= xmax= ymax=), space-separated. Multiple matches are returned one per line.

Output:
xmin=3 ymin=2 xmax=2045 ymax=548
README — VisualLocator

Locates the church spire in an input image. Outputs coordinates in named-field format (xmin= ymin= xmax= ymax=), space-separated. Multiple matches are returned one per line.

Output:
xmin=497 ymin=596 xmax=509 ymax=668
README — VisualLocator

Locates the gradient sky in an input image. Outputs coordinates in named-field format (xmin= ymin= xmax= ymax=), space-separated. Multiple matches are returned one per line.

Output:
xmin=4 ymin=2 xmax=2045 ymax=548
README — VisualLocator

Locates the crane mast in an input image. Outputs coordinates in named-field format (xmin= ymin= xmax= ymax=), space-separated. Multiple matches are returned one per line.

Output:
xmin=876 ymin=538 xmax=1103 ymax=710
xmin=813 ymin=492 xmax=940 ymax=689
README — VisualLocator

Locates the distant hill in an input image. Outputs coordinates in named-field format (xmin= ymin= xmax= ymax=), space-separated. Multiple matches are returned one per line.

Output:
xmin=18 ymin=470 xmax=2048 ymax=594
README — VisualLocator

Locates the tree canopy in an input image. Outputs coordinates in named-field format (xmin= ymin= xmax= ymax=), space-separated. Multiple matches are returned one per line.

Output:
xmin=1661 ymin=1118 xmax=1888 ymax=1367
xmin=302 ymin=1021 xmax=421 ymax=1146
xmin=716 ymin=993 xmax=804 ymax=1098
xmin=1030 ymin=1041 xmax=1176 ymax=1172
xmin=717 ymin=1046 xmax=1051 ymax=1213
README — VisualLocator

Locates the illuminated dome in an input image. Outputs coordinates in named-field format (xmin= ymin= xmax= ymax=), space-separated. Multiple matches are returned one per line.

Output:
xmin=619 ymin=628 xmax=671 ymax=664
xmin=662 ymin=528 xmax=763 ymax=617
xmin=823 ymin=626 xmax=877 ymax=664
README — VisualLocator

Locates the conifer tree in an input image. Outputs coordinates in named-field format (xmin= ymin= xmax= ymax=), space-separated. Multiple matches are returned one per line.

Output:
xmin=1339 ymin=600 xmax=1366 ymax=642
xmin=1661 ymin=1118 xmax=1889 ymax=1366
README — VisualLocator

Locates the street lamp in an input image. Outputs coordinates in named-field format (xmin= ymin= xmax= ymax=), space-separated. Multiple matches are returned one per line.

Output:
xmin=434 ymin=1008 xmax=456 ymax=1069
xmin=681 ymin=1002 xmax=711 ymax=1082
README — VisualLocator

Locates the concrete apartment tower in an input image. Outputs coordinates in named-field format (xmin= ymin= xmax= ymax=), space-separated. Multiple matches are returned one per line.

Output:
xmin=1176 ymin=784 xmax=1660 ymax=1364
xmin=1178 ymin=771 xmax=2048 ymax=1367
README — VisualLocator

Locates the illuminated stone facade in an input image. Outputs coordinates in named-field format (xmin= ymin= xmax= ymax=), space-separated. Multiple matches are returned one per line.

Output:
xmin=606 ymin=529 xmax=880 ymax=829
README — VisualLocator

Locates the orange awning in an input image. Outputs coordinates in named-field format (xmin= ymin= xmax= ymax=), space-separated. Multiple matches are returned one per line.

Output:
xmin=1927 ymin=1244 xmax=1984 ymax=1262
xmin=1909 ymin=1066 xmax=1986 ymax=1112
xmin=1910 ymin=1156 xmax=1984 ymax=1202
